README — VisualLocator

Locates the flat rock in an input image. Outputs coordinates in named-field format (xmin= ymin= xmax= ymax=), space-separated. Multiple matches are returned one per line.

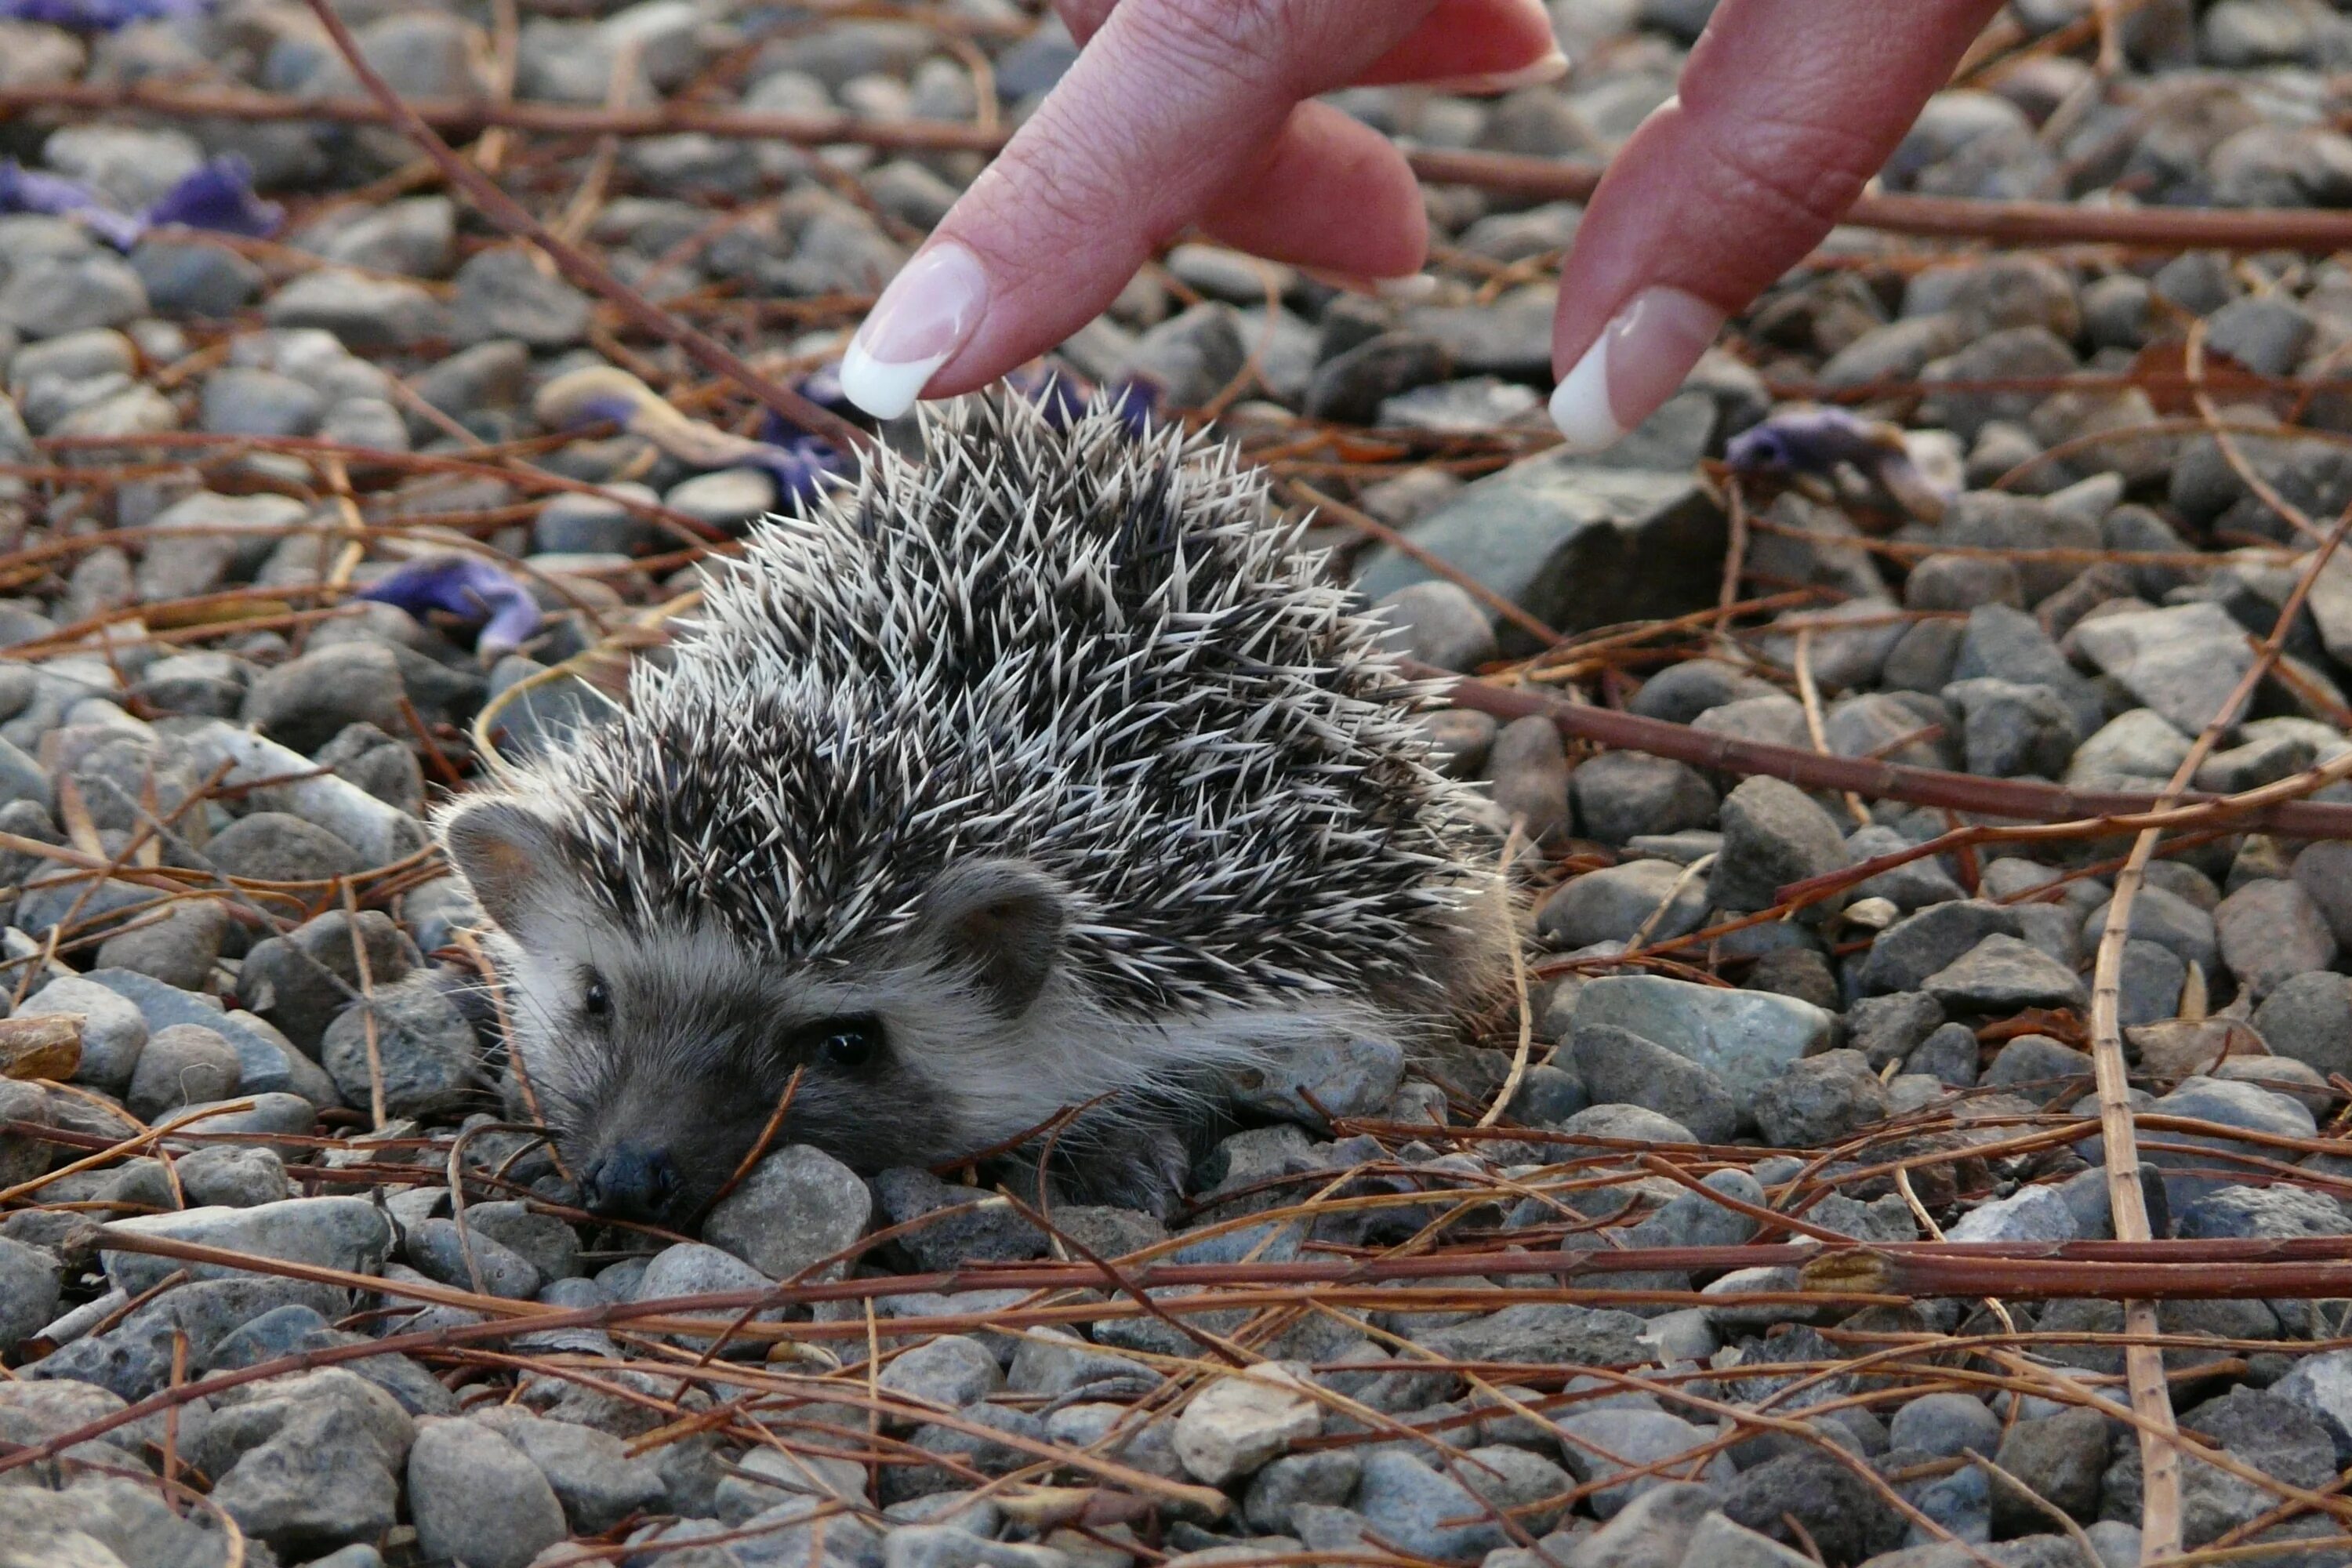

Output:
xmin=1354 ymin=452 xmax=1725 ymax=654
xmin=1570 ymin=974 xmax=1835 ymax=1103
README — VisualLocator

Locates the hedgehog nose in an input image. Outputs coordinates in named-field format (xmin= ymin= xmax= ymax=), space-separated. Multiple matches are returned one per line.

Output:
xmin=581 ymin=1143 xmax=680 ymax=1221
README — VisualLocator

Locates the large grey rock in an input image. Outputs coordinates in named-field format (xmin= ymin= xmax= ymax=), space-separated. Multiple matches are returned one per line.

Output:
xmin=100 ymin=1196 xmax=391 ymax=1294
xmin=1570 ymin=974 xmax=1835 ymax=1103
xmin=1557 ymin=1481 xmax=1719 ymax=1568
xmin=1354 ymin=450 xmax=1725 ymax=654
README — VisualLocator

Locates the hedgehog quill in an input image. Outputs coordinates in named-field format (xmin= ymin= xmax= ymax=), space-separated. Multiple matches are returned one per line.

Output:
xmin=440 ymin=391 xmax=1510 ymax=1223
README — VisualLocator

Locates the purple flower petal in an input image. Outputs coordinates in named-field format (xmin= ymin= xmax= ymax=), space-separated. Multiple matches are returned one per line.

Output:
xmin=746 ymin=435 xmax=849 ymax=510
xmin=357 ymin=555 xmax=541 ymax=661
xmin=144 ymin=156 xmax=281 ymax=240
xmin=0 ymin=161 xmax=145 ymax=249
xmin=0 ymin=0 xmax=204 ymax=29
xmin=1726 ymin=406 xmax=1900 ymax=476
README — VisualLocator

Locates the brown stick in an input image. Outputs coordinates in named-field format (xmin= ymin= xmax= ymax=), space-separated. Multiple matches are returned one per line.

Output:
xmin=1417 ymin=664 xmax=2352 ymax=840
xmin=21 ymin=81 xmax=2352 ymax=253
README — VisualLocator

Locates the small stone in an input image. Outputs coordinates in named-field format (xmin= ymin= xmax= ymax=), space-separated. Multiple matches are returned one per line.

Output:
xmin=242 ymin=642 xmax=408 ymax=755
xmin=880 ymin=1334 xmax=1004 ymax=1414
xmin=451 ymin=249 xmax=593 ymax=349
xmin=1570 ymin=974 xmax=1834 ymax=1104
xmin=1909 ymin=1021 xmax=1982 ymax=1087
xmin=1120 ymin=302 xmax=1246 ymax=408
xmin=1721 ymin=1450 xmax=1906 ymax=1565
xmin=1488 ymin=715 xmax=1570 ymax=844
xmin=209 ymin=811 xmax=366 ymax=883
xmin=470 ymin=1405 xmax=666 ymax=1534
xmin=2083 ymin=885 xmax=2219 ymax=973
xmin=1566 ymin=1022 xmax=1735 ymax=1144
xmin=665 ymin=466 xmax=776 ymax=530
xmin=1890 ymin=1392 xmax=2002 ymax=1459
xmin=2252 ymin=971 xmax=2352 ymax=1080
xmin=319 ymin=973 xmax=481 ymax=1120
xmin=1353 ymin=1446 xmax=1569 ymax=1556
xmin=198 ymin=366 xmax=323 ymax=438
xmin=207 ymin=1388 xmax=405 ymax=1556
xmin=1848 ymin=991 xmax=1947 ymax=1070
xmin=873 ymin=1167 xmax=1047 ymax=1270
xmin=1173 ymin=1363 xmax=1320 ymax=1485
xmin=0 ymin=1233 xmax=61 ymax=1345
xmin=176 ymin=1144 xmax=291 ymax=1208
xmin=93 ymin=897 xmax=227 ymax=990
xmin=2071 ymin=601 xmax=2256 ymax=739
xmin=18 ymin=977 xmax=147 ymax=1094
xmin=1853 ymin=893 xmax=2023 ymax=992
xmin=1572 ymin=753 xmax=1717 ymax=844
xmin=1983 ymin=1033 xmax=2094 ymax=1106
xmin=263 ymin=269 xmax=450 ymax=352
xmin=1675 ymin=1514 xmax=1813 ymax=1568
xmin=2176 ymin=1182 xmax=2351 ymax=1242
xmin=1221 ymin=1034 xmax=1404 ymax=1126
xmin=100 ymin=1195 xmax=390 ymax=1295
xmin=408 ymin=1417 xmax=569 ymax=1568
xmin=1305 ymin=332 xmax=1450 ymax=424
xmin=0 ymin=1014 xmax=79 ymax=1082
xmin=1538 ymin=859 xmax=1708 ymax=949
xmin=403 ymin=1216 xmax=543 ymax=1298
xmin=124 ymin=1022 xmax=241 ymax=1120
xmin=704 ymin=1144 xmax=873 ymax=1280
xmin=535 ymin=483 xmax=658 ymax=556
xmin=238 ymin=908 xmax=416 ymax=1055
xmin=1923 ymin=934 xmax=2089 ymax=1012
xmin=1944 ymin=677 xmax=2080 ymax=777
xmin=1749 ymin=1049 xmax=1889 ymax=1147
xmin=1707 ymin=777 xmax=1855 ymax=915
xmin=1991 ymin=1407 xmax=2108 ymax=1531
xmin=2214 ymin=877 xmax=2338 ymax=1000
xmin=1947 ymin=1183 xmax=2078 ymax=1244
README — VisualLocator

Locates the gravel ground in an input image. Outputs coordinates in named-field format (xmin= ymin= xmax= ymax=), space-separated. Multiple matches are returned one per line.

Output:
xmin=5 ymin=1 xmax=2352 ymax=1566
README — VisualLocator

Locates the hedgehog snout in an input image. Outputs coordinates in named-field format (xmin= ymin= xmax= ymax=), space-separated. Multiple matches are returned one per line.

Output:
xmin=579 ymin=1140 xmax=681 ymax=1222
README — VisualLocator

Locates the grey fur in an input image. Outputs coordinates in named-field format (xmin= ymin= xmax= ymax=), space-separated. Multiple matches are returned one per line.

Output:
xmin=439 ymin=391 xmax=1506 ymax=1218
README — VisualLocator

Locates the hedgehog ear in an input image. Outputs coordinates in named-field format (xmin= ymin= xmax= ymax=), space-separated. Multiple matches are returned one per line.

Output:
xmin=441 ymin=797 xmax=568 ymax=935
xmin=916 ymin=859 xmax=1069 ymax=1018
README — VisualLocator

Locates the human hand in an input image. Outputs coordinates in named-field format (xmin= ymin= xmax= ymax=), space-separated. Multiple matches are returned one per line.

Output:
xmin=835 ymin=0 xmax=2009 ymax=454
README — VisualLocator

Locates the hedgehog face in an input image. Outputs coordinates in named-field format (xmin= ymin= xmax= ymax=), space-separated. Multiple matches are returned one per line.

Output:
xmin=441 ymin=797 xmax=1080 ymax=1225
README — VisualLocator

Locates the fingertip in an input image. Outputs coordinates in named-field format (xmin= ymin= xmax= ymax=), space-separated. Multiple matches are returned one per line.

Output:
xmin=839 ymin=241 xmax=991 ymax=418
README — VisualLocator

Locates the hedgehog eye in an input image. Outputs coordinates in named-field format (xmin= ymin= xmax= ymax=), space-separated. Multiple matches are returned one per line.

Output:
xmin=813 ymin=1016 xmax=883 ymax=1069
xmin=582 ymin=974 xmax=611 ymax=1021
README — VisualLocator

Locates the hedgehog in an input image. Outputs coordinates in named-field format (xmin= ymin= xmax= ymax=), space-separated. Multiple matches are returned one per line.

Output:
xmin=437 ymin=390 xmax=1512 ymax=1225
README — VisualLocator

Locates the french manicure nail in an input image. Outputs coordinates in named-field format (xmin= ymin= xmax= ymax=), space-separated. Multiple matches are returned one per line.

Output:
xmin=1548 ymin=285 xmax=1726 ymax=454
xmin=839 ymin=240 xmax=988 ymax=419
xmin=1423 ymin=49 xmax=1570 ymax=96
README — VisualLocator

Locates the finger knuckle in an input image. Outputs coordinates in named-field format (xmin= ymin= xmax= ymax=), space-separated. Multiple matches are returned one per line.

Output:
xmin=1122 ymin=0 xmax=1304 ymax=97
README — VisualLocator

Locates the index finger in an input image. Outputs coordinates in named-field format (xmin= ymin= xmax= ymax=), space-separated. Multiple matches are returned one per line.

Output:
xmin=837 ymin=0 xmax=1439 ymax=419
xmin=1546 ymin=0 xmax=2005 ymax=449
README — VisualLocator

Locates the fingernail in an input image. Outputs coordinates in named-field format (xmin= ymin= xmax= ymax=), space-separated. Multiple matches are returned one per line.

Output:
xmin=1302 ymin=267 xmax=1439 ymax=303
xmin=1424 ymin=49 xmax=1569 ymax=95
xmin=1548 ymin=285 xmax=1725 ymax=453
xmin=840 ymin=240 xmax=988 ymax=419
